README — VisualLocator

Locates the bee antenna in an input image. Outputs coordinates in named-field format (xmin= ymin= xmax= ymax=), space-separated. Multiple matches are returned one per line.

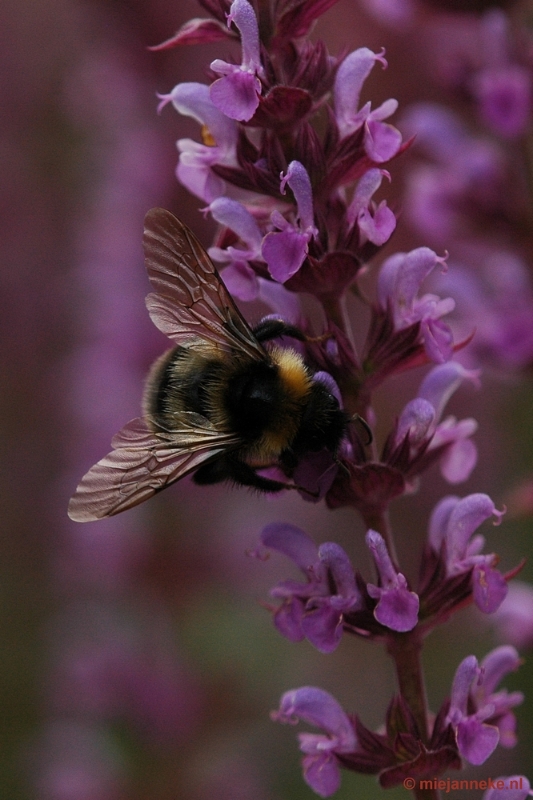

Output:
xmin=349 ymin=413 xmax=373 ymax=447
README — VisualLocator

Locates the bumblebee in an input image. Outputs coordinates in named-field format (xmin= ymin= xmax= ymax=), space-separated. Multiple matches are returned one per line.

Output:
xmin=68 ymin=208 xmax=349 ymax=522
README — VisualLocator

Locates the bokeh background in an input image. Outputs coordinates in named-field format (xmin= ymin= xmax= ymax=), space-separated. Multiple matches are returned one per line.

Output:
xmin=2 ymin=0 xmax=532 ymax=797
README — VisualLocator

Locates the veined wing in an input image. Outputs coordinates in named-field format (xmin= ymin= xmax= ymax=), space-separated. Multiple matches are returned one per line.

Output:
xmin=143 ymin=208 xmax=266 ymax=360
xmin=68 ymin=414 xmax=240 ymax=522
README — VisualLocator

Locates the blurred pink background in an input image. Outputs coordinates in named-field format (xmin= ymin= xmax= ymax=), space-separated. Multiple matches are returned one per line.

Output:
xmin=1 ymin=1 xmax=531 ymax=798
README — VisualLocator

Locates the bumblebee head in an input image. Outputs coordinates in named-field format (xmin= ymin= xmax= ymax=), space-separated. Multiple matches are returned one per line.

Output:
xmin=293 ymin=382 xmax=349 ymax=455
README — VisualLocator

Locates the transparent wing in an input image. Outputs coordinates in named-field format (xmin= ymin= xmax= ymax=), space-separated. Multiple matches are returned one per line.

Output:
xmin=68 ymin=414 xmax=241 ymax=522
xmin=143 ymin=207 xmax=266 ymax=360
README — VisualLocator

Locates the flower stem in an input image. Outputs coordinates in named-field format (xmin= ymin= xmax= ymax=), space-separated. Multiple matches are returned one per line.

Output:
xmin=387 ymin=629 xmax=429 ymax=741
xmin=386 ymin=630 xmax=440 ymax=800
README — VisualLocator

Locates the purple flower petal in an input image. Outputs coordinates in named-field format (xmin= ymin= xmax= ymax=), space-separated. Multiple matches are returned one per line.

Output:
xmin=445 ymin=494 xmax=504 ymax=567
xmin=448 ymin=647 xmax=523 ymax=767
xmin=364 ymin=118 xmax=402 ymax=162
xmin=449 ymin=655 xmax=481 ymax=718
xmin=334 ymin=47 xmax=387 ymax=137
xmin=472 ymin=561 xmax=508 ymax=613
xmin=318 ymin=542 xmax=360 ymax=604
xmin=273 ymin=597 xmax=306 ymax=642
xmin=496 ymin=711 xmax=518 ymax=748
xmin=396 ymin=398 xmax=435 ymax=445
xmin=227 ymin=0 xmax=262 ymax=72
xmin=220 ymin=262 xmax=259 ymax=301
xmin=209 ymin=68 xmax=261 ymax=121
xmin=366 ymin=530 xmax=419 ymax=631
xmin=263 ymin=227 xmax=309 ymax=282
xmin=456 ymin=716 xmax=500 ymax=765
xmin=377 ymin=247 xmax=448 ymax=323
xmin=358 ymin=201 xmax=396 ymax=245
xmin=301 ymin=605 xmax=343 ymax=653
xmin=371 ymin=580 xmax=420 ymax=631
xmin=428 ymin=495 xmax=460 ymax=552
xmin=257 ymin=280 xmax=302 ymax=323
xmin=420 ymin=316 xmax=454 ymax=363
xmin=418 ymin=362 xmax=481 ymax=422
xmin=479 ymin=646 xmax=521 ymax=697
xmin=260 ymin=522 xmax=319 ymax=571
xmin=209 ymin=197 xmax=263 ymax=250
xmin=209 ymin=0 xmax=263 ymax=121
xmin=281 ymin=161 xmax=316 ymax=232
xmin=160 ymin=81 xmax=238 ymax=146
xmin=349 ymin=168 xmax=384 ymax=215
xmin=302 ymin=752 xmax=342 ymax=798
xmin=439 ymin=436 xmax=478 ymax=484
xmin=273 ymin=686 xmax=356 ymax=749
xmin=484 ymin=775 xmax=532 ymax=800
xmin=491 ymin=581 xmax=533 ymax=649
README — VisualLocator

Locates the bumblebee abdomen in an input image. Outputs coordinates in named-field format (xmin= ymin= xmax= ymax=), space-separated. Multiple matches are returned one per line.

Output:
xmin=143 ymin=344 xmax=226 ymax=425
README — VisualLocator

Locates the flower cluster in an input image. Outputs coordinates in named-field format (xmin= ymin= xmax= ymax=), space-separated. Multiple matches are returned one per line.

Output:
xmin=272 ymin=644 xmax=524 ymax=796
xmin=153 ymin=0 xmax=530 ymax=796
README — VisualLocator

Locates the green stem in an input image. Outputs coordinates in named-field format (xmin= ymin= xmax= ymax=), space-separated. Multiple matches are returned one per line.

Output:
xmin=386 ymin=631 xmax=441 ymax=800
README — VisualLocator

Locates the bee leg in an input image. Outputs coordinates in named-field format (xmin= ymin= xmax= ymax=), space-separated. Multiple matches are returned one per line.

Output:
xmin=226 ymin=458 xmax=294 ymax=493
xmin=196 ymin=455 xmax=298 ymax=493
xmin=192 ymin=460 xmax=225 ymax=485
xmin=229 ymin=462 xmax=320 ymax=499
